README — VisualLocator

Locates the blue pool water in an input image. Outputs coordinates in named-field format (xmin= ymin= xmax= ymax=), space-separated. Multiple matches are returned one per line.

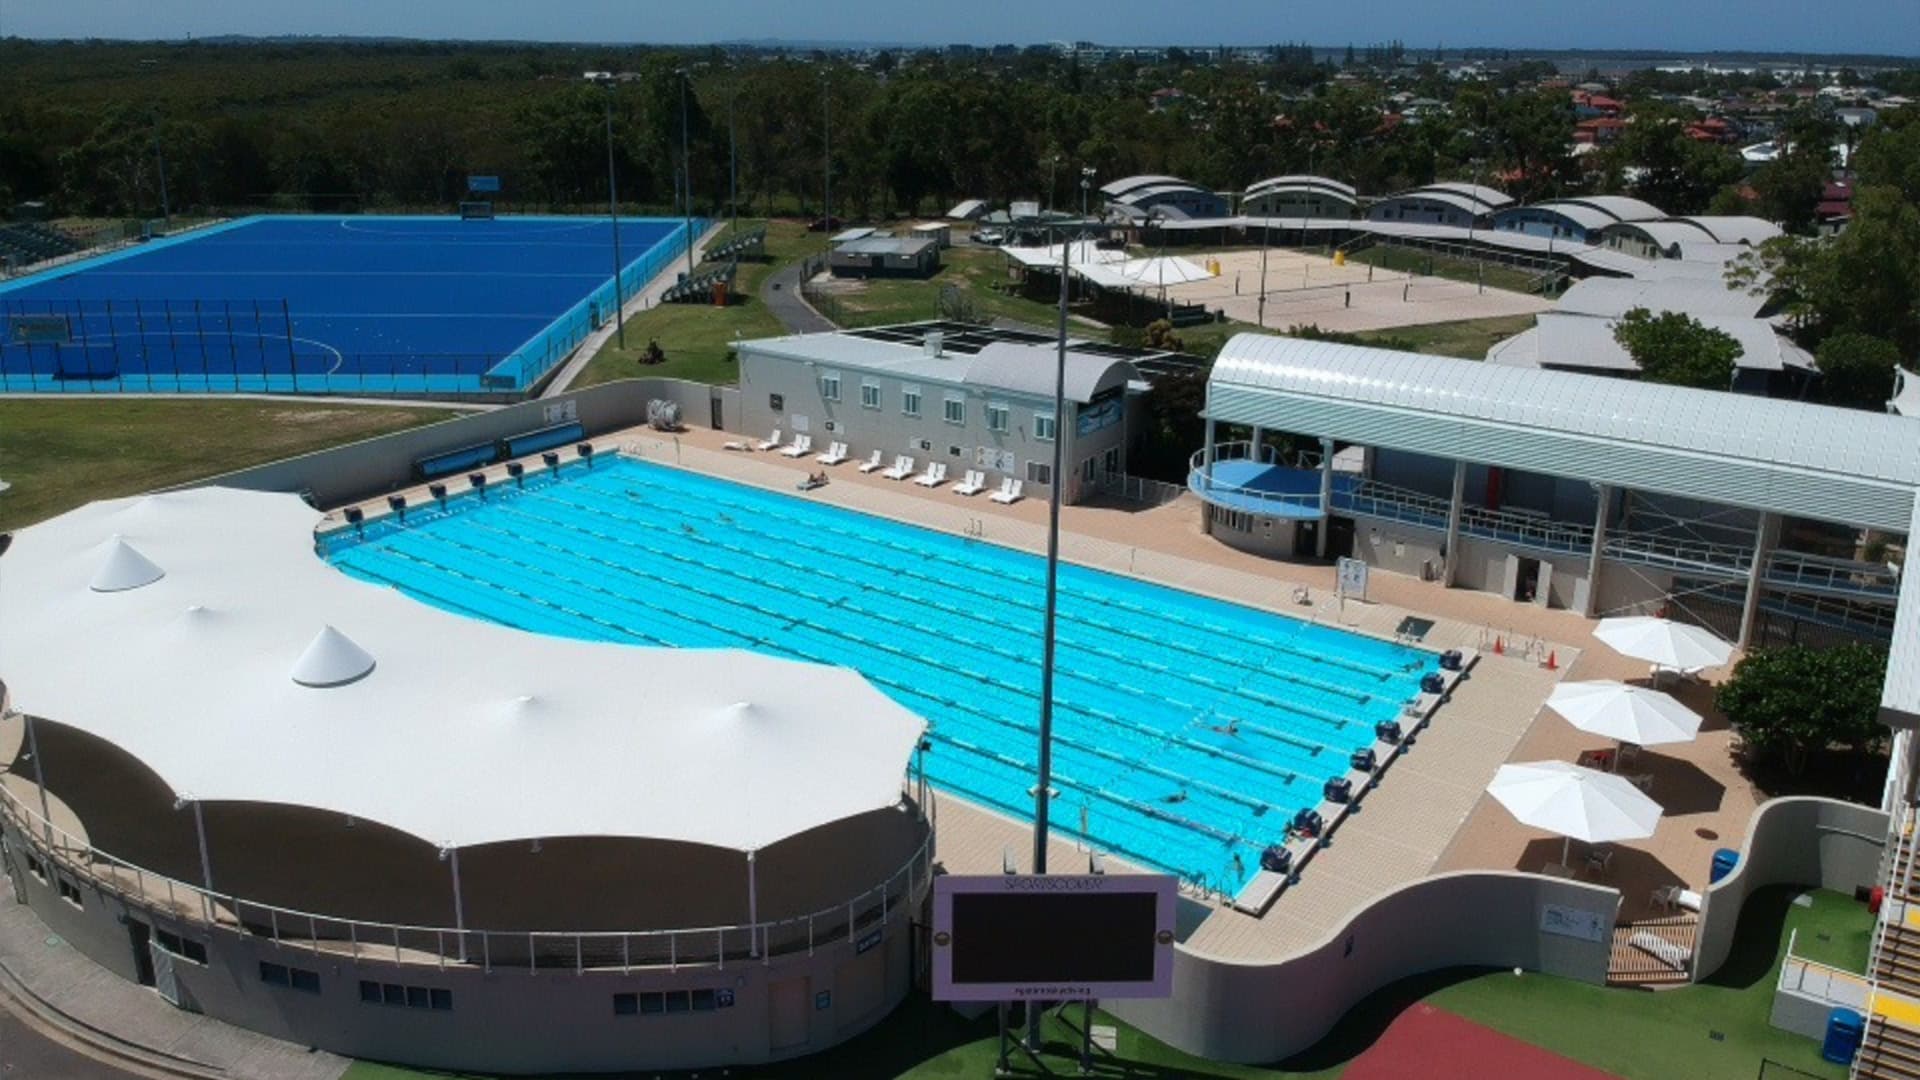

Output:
xmin=0 ymin=215 xmax=690 ymax=394
xmin=323 ymin=456 xmax=1436 ymax=893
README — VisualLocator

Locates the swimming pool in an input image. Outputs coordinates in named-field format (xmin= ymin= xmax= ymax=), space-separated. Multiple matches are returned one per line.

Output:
xmin=323 ymin=456 xmax=1436 ymax=893
xmin=0 ymin=215 xmax=691 ymax=395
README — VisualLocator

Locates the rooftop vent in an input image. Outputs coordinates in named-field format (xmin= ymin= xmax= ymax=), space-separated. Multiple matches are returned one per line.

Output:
xmin=923 ymin=330 xmax=944 ymax=359
xmin=290 ymin=625 xmax=376 ymax=688
xmin=91 ymin=537 xmax=165 ymax=593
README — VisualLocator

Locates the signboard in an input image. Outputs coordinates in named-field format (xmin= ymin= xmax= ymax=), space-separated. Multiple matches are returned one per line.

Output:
xmin=1540 ymin=903 xmax=1608 ymax=944
xmin=1076 ymin=396 xmax=1123 ymax=437
xmin=855 ymin=927 xmax=884 ymax=955
xmin=467 ymin=174 xmax=502 ymax=193
xmin=932 ymin=874 xmax=1177 ymax=1002
xmin=1336 ymin=557 xmax=1369 ymax=602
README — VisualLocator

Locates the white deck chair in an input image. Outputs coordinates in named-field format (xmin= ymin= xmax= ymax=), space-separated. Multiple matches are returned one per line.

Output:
xmin=882 ymin=455 xmax=916 ymax=480
xmin=754 ymin=429 xmax=782 ymax=452
xmin=914 ymin=462 xmax=948 ymax=487
xmin=816 ymin=441 xmax=849 ymax=465
xmin=952 ymin=469 xmax=985 ymax=496
xmin=857 ymin=450 xmax=885 ymax=473
xmin=989 ymin=478 xmax=1024 ymax=504
xmin=778 ymin=434 xmax=812 ymax=458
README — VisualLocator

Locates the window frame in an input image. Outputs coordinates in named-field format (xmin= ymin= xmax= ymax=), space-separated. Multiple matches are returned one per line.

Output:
xmin=819 ymin=370 xmax=841 ymax=403
xmin=859 ymin=380 xmax=881 ymax=410
xmin=901 ymin=384 xmax=922 ymax=417
xmin=942 ymin=395 xmax=966 ymax=426
xmin=985 ymin=401 xmax=1010 ymax=434
xmin=1033 ymin=411 xmax=1057 ymax=442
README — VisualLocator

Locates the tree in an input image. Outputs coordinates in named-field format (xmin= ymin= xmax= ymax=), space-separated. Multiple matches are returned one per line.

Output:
xmin=1716 ymin=643 xmax=1888 ymax=774
xmin=1815 ymin=332 xmax=1902 ymax=409
xmin=1611 ymin=307 xmax=1741 ymax=389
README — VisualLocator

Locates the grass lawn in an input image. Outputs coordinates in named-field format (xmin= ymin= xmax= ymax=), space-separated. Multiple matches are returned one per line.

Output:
xmin=572 ymin=219 xmax=816 ymax=389
xmin=0 ymin=399 xmax=466 ymax=529
xmin=1345 ymin=314 xmax=1538 ymax=359
xmin=336 ymin=884 xmax=1860 ymax=1080
xmin=1784 ymin=888 xmax=1875 ymax=973
xmin=812 ymin=244 xmax=1096 ymax=333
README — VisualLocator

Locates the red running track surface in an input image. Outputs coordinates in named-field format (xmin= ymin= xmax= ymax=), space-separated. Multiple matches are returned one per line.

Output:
xmin=1342 ymin=1003 xmax=1620 ymax=1080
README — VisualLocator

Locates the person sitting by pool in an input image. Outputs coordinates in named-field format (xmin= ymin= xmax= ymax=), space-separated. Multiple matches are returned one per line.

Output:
xmin=796 ymin=471 xmax=829 ymax=492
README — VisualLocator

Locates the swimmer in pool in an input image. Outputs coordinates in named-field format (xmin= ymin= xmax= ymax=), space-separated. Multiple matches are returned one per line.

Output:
xmin=1163 ymin=789 xmax=1189 ymax=804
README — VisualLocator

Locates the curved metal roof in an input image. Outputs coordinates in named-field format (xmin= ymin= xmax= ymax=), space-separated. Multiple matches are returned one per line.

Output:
xmin=1244 ymin=174 xmax=1359 ymax=200
xmin=1494 ymin=202 xmax=1621 ymax=233
xmin=1601 ymin=219 xmax=1719 ymax=251
xmin=1206 ymin=333 xmax=1920 ymax=530
xmin=1566 ymin=195 xmax=1665 ymax=222
xmin=1099 ymin=174 xmax=1185 ymax=198
xmin=1418 ymin=182 xmax=1514 ymax=209
xmin=1372 ymin=190 xmax=1500 ymax=218
xmin=1674 ymin=215 xmax=1783 ymax=245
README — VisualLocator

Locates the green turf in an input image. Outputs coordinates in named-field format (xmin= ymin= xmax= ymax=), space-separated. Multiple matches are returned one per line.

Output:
xmin=571 ymin=219 xmax=814 ymax=390
xmin=1344 ymin=314 xmax=1538 ymax=359
xmin=1783 ymin=889 xmax=1875 ymax=974
xmin=0 ymin=399 xmax=466 ymax=529
xmin=812 ymin=244 xmax=1096 ymax=332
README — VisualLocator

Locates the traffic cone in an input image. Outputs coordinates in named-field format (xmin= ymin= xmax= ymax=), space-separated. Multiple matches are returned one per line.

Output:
xmin=1546 ymin=650 xmax=1558 ymax=670
xmin=1493 ymin=636 xmax=1504 ymax=655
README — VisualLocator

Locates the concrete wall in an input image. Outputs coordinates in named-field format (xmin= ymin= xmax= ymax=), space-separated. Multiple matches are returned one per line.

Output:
xmin=737 ymin=346 xmax=1126 ymax=503
xmin=1692 ymin=796 xmax=1887 ymax=982
xmin=1110 ymin=871 xmax=1617 ymax=1064
xmin=201 ymin=378 xmax=728 ymax=509
xmin=2 ymin=817 xmax=918 ymax=1074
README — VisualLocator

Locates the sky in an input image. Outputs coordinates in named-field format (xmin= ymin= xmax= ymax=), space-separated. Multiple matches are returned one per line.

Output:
xmin=2 ymin=0 xmax=1916 ymax=57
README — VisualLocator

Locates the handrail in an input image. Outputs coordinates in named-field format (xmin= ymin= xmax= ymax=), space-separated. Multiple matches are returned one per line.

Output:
xmin=0 ymin=782 xmax=931 ymax=973
xmin=1865 ymin=803 xmax=1915 ymax=998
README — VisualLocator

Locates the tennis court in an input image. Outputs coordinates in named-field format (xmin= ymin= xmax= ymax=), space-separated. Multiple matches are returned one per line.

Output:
xmin=0 ymin=214 xmax=695 ymax=395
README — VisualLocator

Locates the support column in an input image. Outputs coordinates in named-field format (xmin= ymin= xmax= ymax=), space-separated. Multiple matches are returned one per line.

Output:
xmin=1316 ymin=437 xmax=1334 ymax=560
xmin=21 ymin=713 xmax=53 ymax=848
xmin=1249 ymin=426 xmax=1265 ymax=462
xmin=1441 ymin=460 xmax=1466 ymax=587
xmin=190 ymin=799 xmax=216 ymax=924
xmin=746 ymin=850 xmax=760 ymax=958
xmin=1737 ymin=512 xmax=1779 ymax=649
xmin=1585 ymin=483 xmax=1611 ymax=617
xmin=1200 ymin=417 xmax=1216 ymax=536
xmin=446 ymin=847 xmax=467 ymax=962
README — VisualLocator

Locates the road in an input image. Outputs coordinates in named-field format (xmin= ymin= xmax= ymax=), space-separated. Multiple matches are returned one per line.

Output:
xmin=760 ymin=259 xmax=836 ymax=335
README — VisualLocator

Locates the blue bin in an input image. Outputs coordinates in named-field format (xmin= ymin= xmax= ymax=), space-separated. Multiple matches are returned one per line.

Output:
xmin=1710 ymin=848 xmax=1740 ymax=883
xmin=1823 ymin=1007 xmax=1865 ymax=1064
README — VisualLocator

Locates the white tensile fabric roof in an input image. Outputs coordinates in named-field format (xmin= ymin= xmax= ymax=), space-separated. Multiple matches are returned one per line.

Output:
xmin=0 ymin=487 xmax=927 ymax=852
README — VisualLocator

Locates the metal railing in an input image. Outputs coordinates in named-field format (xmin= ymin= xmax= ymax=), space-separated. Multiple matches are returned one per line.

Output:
xmin=1095 ymin=469 xmax=1188 ymax=507
xmin=1865 ymin=803 xmax=1916 ymax=998
xmin=0 ymin=782 xmax=932 ymax=974
xmin=1186 ymin=442 xmax=1327 ymax=515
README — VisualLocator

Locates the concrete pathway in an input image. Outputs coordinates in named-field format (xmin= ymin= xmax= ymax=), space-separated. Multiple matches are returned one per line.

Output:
xmin=544 ymin=221 xmax=726 ymax=396
xmin=0 ymin=877 xmax=348 ymax=1080
xmin=761 ymin=258 xmax=835 ymax=335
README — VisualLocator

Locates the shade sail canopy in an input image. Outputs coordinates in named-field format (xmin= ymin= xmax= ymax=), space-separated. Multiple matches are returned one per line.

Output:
xmin=1593 ymin=617 xmax=1735 ymax=671
xmin=90 ymin=537 xmax=165 ymax=592
xmin=1545 ymin=680 xmax=1703 ymax=747
xmin=1487 ymin=761 xmax=1663 ymax=844
xmin=0 ymin=487 xmax=927 ymax=852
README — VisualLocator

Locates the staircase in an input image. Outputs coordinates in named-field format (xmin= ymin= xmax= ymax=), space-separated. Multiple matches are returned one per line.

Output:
xmin=1859 ymin=1017 xmax=1920 ymax=1079
xmin=1857 ymin=808 xmax=1920 ymax=1078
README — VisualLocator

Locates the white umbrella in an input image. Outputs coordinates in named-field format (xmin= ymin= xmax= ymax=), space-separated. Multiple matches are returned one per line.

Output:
xmin=1546 ymin=680 xmax=1703 ymax=758
xmin=1593 ymin=616 xmax=1733 ymax=671
xmin=1487 ymin=760 xmax=1663 ymax=870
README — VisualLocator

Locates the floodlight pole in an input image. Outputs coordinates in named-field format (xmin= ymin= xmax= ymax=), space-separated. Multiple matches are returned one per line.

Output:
xmin=601 ymin=84 xmax=627 ymax=350
xmin=151 ymin=111 xmax=172 ymax=228
xmin=1026 ymin=228 xmax=1073 ymax=1053
xmin=680 ymin=69 xmax=695 ymax=278
xmin=728 ymin=81 xmax=739 ymax=235
xmin=21 ymin=713 xmax=53 ymax=848
xmin=1257 ymin=216 xmax=1271 ymax=328
xmin=445 ymin=847 xmax=468 ymax=963
xmin=821 ymin=69 xmax=832 ymax=254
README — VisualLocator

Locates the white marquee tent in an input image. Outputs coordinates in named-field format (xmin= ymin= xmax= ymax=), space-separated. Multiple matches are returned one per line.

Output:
xmin=0 ymin=487 xmax=927 ymax=853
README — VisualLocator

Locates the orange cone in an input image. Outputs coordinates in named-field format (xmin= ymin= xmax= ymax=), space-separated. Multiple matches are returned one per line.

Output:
xmin=1493 ymin=637 xmax=1504 ymax=655
xmin=1546 ymin=650 xmax=1558 ymax=670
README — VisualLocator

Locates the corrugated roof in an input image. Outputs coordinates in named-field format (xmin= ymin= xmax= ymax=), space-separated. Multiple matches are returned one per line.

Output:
xmin=961 ymin=342 xmax=1136 ymax=404
xmin=1674 ymin=215 xmax=1782 ymax=245
xmin=1491 ymin=312 xmax=1813 ymax=373
xmin=1555 ymin=276 xmax=1768 ymax=319
xmin=1419 ymin=182 xmax=1514 ymax=209
xmin=1565 ymin=195 xmax=1666 ymax=222
xmin=1603 ymin=220 xmax=1719 ymax=250
xmin=1099 ymin=174 xmax=1184 ymax=198
xmin=1207 ymin=333 xmax=1920 ymax=530
xmin=1244 ymin=174 xmax=1359 ymax=199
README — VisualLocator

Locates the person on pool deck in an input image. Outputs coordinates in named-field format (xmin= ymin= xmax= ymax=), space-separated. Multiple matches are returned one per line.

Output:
xmin=796 ymin=471 xmax=828 ymax=492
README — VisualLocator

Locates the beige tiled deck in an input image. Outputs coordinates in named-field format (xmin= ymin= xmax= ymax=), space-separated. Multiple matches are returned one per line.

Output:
xmin=327 ymin=422 xmax=1759 ymax=961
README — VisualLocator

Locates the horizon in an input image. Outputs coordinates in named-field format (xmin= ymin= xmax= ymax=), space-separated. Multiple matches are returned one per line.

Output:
xmin=1 ymin=0 xmax=1916 ymax=59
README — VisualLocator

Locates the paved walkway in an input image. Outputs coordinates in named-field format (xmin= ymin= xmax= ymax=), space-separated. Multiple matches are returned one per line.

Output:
xmin=761 ymin=258 xmax=835 ymax=334
xmin=0 ymin=877 xmax=348 ymax=1080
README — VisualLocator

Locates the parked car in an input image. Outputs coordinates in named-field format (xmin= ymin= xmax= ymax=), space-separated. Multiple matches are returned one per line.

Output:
xmin=806 ymin=216 xmax=844 ymax=232
xmin=970 ymin=228 xmax=1006 ymax=245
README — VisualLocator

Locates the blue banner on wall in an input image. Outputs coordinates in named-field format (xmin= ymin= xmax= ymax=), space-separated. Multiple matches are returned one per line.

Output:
xmin=467 ymin=175 xmax=502 ymax=193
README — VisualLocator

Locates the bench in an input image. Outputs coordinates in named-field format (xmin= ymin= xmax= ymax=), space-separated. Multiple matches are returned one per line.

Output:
xmin=498 ymin=422 xmax=586 ymax=460
xmin=413 ymin=442 xmax=498 ymax=482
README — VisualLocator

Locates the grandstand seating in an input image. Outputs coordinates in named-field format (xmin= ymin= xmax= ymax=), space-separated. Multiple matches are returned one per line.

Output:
xmin=707 ymin=226 xmax=766 ymax=261
xmin=0 ymin=223 xmax=84 ymax=268
xmin=660 ymin=260 xmax=739 ymax=304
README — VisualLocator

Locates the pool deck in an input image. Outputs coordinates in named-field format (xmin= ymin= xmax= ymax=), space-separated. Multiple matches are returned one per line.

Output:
xmin=325 ymin=422 xmax=1757 ymax=963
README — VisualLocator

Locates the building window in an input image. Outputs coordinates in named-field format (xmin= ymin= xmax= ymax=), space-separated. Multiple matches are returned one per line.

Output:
xmin=360 ymin=980 xmax=451 ymax=1010
xmin=613 ymin=993 xmax=639 ymax=1016
xmin=154 ymin=929 xmax=208 ymax=965
xmin=56 ymin=877 xmax=82 ymax=908
xmin=769 ymin=393 xmax=784 ymax=412
xmin=1033 ymin=412 xmax=1057 ymax=442
xmin=819 ymin=371 xmax=840 ymax=402
xmin=986 ymin=402 xmax=1009 ymax=433
xmin=260 ymin=961 xmax=319 ymax=993
xmin=23 ymin=853 xmax=43 ymax=883
xmin=1027 ymin=461 xmax=1053 ymax=486
xmin=860 ymin=381 xmax=881 ymax=409
xmin=901 ymin=386 xmax=921 ymax=417
xmin=943 ymin=397 xmax=965 ymax=425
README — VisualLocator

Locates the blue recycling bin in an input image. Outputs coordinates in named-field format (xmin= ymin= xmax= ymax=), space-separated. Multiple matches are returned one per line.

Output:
xmin=1710 ymin=847 xmax=1740 ymax=884
xmin=1823 ymin=1007 xmax=1865 ymax=1064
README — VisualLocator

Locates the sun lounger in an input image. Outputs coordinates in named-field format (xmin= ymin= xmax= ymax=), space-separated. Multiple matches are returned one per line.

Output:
xmin=989 ymin=478 xmax=1024 ymax=504
xmin=722 ymin=440 xmax=750 ymax=452
xmin=1650 ymin=885 xmax=1705 ymax=913
xmin=857 ymin=450 xmax=885 ymax=473
xmin=816 ymin=441 xmax=849 ymax=465
xmin=952 ymin=469 xmax=986 ymax=496
xmin=1627 ymin=930 xmax=1692 ymax=972
xmin=881 ymin=455 xmax=916 ymax=481
xmin=754 ymin=429 xmax=782 ymax=452
xmin=779 ymin=434 xmax=814 ymax=458
xmin=914 ymin=462 xmax=948 ymax=487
